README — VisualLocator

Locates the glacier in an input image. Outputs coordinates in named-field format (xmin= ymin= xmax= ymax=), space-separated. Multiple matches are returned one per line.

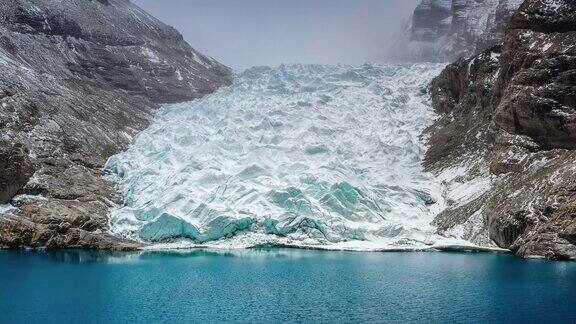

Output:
xmin=106 ymin=63 xmax=481 ymax=250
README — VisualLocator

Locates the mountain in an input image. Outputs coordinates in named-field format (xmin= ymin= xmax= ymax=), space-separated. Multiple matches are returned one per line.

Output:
xmin=426 ymin=0 xmax=576 ymax=259
xmin=390 ymin=0 xmax=524 ymax=62
xmin=0 ymin=0 xmax=232 ymax=249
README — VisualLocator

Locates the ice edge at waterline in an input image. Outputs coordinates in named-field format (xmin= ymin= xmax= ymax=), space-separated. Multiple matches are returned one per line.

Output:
xmin=105 ymin=63 xmax=498 ymax=252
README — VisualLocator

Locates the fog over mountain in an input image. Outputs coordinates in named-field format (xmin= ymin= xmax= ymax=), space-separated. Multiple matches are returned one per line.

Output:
xmin=133 ymin=0 xmax=420 ymax=70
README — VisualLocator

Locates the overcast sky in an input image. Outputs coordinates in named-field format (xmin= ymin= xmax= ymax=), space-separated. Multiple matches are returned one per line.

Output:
xmin=133 ymin=0 xmax=419 ymax=70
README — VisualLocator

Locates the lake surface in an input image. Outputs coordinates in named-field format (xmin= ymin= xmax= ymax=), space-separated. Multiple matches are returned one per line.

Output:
xmin=1 ymin=249 xmax=575 ymax=323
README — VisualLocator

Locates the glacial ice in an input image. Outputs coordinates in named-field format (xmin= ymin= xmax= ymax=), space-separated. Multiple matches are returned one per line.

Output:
xmin=139 ymin=213 xmax=253 ymax=243
xmin=106 ymin=63 xmax=476 ymax=250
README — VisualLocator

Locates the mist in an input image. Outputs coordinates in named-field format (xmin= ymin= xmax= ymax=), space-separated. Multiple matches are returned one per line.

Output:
xmin=132 ymin=0 xmax=419 ymax=70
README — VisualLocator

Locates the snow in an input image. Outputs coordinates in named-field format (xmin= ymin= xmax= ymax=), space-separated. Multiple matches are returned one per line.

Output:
xmin=490 ymin=51 xmax=501 ymax=62
xmin=550 ymin=108 xmax=575 ymax=118
xmin=12 ymin=194 xmax=48 ymax=203
xmin=0 ymin=204 xmax=16 ymax=214
xmin=444 ymin=208 xmax=484 ymax=239
xmin=505 ymin=0 xmax=526 ymax=10
xmin=435 ymin=166 xmax=492 ymax=207
xmin=106 ymin=63 xmax=481 ymax=250
xmin=175 ymin=69 xmax=184 ymax=81
xmin=543 ymin=0 xmax=564 ymax=12
xmin=446 ymin=176 xmax=492 ymax=205
xmin=141 ymin=47 xmax=160 ymax=63
xmin=191 ymin=52 xmax=211 ymax=69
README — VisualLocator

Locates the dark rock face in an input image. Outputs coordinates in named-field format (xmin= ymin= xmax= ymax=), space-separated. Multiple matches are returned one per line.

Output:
xmin=0 ymin=0 xmax=232 ymax=250
xmin=426 ymin=45 xmax=501 ymax=167
xmin=391 ymin=0 xmax=523 ymax=62
xmin=411 ymin=0 xmax=452 ymax=43
xmin=426 ymin=0 xmax=576 ymax=260
xmin=493 ymin=0 xmax=576 ymax=149
xmin=0 ymin=143 xmax=33 ymax=204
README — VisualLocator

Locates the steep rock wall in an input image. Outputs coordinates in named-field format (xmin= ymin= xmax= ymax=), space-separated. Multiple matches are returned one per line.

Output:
xmin=426 ymin=0 xmax=576 ymax=260
xmin=391 ymin=0 xmax=523 ymax=62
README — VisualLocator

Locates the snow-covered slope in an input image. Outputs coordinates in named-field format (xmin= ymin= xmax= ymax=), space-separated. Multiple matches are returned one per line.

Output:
xmin=105 ymin=63 xmax=483 ymax=250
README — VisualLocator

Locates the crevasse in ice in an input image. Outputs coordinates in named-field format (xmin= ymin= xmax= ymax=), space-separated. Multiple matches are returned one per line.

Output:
xmin=106 ymin=63 xmax=454 ymax=249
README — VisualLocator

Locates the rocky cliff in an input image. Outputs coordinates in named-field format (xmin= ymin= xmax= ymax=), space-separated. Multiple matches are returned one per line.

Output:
xmin=0 ymin=0 xmax=232 ymax=249
xmin=426 ymin=0 xmax=576 ymax=260
xmin=391 ymin=0 xmax=524 ymax=62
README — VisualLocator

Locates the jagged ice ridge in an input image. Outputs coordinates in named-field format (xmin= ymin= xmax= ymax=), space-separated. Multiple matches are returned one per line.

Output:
xmin=106 ymin=63 xmax=480 ymax=250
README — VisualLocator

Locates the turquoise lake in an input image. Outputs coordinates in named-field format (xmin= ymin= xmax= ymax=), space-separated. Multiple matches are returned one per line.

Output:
xmin=1 ymin=249 xmax=575 ymax=323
